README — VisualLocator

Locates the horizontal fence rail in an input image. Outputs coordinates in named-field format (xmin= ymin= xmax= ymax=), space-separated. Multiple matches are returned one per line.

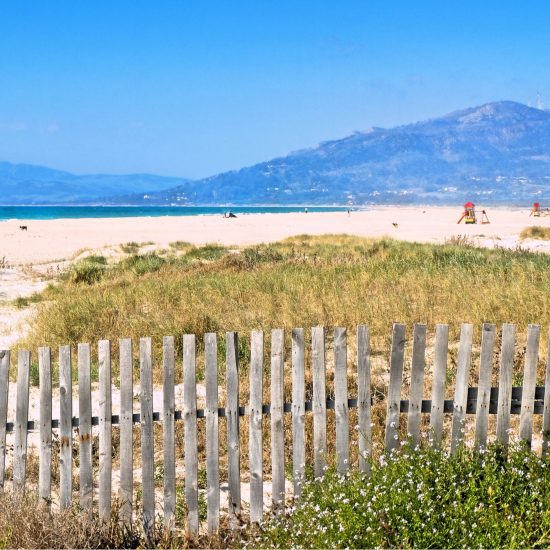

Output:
xmin=0 ymin=322 xmax=549 ymax=536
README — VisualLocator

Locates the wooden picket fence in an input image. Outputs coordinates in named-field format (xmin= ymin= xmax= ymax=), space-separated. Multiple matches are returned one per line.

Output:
xmin=0 ymin=322 xmax=549 ymax=538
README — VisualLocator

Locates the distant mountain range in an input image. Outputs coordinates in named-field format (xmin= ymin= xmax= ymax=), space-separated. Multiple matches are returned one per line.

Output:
xmin=1 ymin=101 xmax=550 ymax=205
xmin=0 ymin=162 xmax=189 ymax=204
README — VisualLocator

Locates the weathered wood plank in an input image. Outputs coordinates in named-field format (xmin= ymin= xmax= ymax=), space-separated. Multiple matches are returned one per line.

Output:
xmin=59 ymin=346 xmax=72 ymax=508
xmin=249 ymin=330 xmax=263 ymax=523
xmin=407 ymin=324 xmax=426 ymax=447
xmin=496 ymin=324 xmax=515 ymax=446
xmin=13 ymin=350 xmax=30 ymax=494
xmin=519 ymin=324 xmax=541 ymax=447
xmin=385 ymin=324 xmax=406 ymax=451
xmin=205 ymin=332 xmax=220 ymax=533
xmin=184 ymin=334 xmax=199 ymax=537
xmin=312 ymin=326 xmax=327 ymax=479
xmin=119 ymin=338 xmax=133 ymax=525
xmin=77 ymin=343 xmax=93 ymax=512
xmin=0 ymin=350 xmax=9 ymax=492
xmin=163 ymin=336 xmax=176 ymax=529
xmin=542 ymin=329 xmax=550 ymax=456
xmin=226 ymin=332 xmax=241 ymax=527
xmin=430 ymin=324 xmax=448 ymax=448
xmin=474 ymin=324 xmax=496 ymax=451
xmin=357 ymin=325 xmax=372 ymax=473
xmin=271 ymin=329 xmax=285 ymax=511
xmin=292 ymin=328 xmax=305 ymax=497
xmin=98 ymin=340 xmax=112 ymax=522
xmin=334 ymin=327 xmax=349 ymax=473
xmin=140 ymin=337 xmax=155 ymax=539
xmin=39 ymin=347 xmax=52 ymax=507
xmin=450 ymin=324 xmax=473 ymax=455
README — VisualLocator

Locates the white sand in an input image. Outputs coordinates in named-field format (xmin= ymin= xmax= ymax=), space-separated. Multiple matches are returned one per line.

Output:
xmin=1 ymin=206 xmax=549 ymax=267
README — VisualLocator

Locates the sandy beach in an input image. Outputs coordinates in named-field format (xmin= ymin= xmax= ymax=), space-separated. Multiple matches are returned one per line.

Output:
xmin=1 ymin=206 xmax=549 ymax=268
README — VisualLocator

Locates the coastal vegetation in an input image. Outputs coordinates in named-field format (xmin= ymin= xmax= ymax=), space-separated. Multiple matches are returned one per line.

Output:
xmin=520 ymin=225 xmax=550 ymax=240
xmin=18 ymin=234 xmax=550 ymax=381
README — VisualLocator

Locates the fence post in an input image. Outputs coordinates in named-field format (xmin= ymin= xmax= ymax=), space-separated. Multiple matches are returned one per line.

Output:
xmin=98 ymin=340 xmax=112 ymax=522
xmin=542 ymin=329 xmax=550 ymax=456
xmin=78 ymin=343 xmax=93 ymax=513
xmin=140 ymin=337 xmax=155 ymax=541
xmin=271 ymin=329 xmax=285 ymax=512
xmin=249 ymin=330 xmax=264 ymax=523
xmin=119 ymin=338 xmax=134 ymax=525
xmin=385 ymin=324 xmax=406 ymax=451
xmin=226 ymin=332 xmax=241 ymax=527
xmin=519 ymin=324 xmax=541 ymax=448
xmin=59 ymin=345 xmax=72 ymax=509
xmin=163 ymin=336 xmax=176 ymax=530
xmin=39 ymin=347 xmax=52 ymax=508
xmin=0 ymin=350 xmax=9 ymax=493
xmin=205 ymin=333 xmax=220 ymax=533
xmin=312 ymin=326 xmax=326 ymax=479
xmin=430 ymin=324 xmax=448 ymax=448
xmin=450 ymin=324 xmax=473 ymax=454
xmin=13 ymin=350 xmax=30 ymax=494
xmin=496 ymin=324 xmax=515 ymax=446
xmin=183 ymin=334 xmax=199 ymax=537
xmin=474 ymin=324 xmax=496 ymax=451
xmin=334 ymin=327 xmax=349 ymax=473
xmin=292 ymin=328 xmax=305 ymax=498
xmin=357 ymin=325 xmax=372 ymax=473
xmin=407 ymin=324 xmax=427 ymax=447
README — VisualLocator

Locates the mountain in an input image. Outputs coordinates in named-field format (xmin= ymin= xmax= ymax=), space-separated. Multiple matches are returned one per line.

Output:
xmin=111 ymin=100 xmax=550 ymax=205
xmin=2 ymin=101 xmax=550 ymax=205
xmin=0 ymin=162 xmax=189 ymax=204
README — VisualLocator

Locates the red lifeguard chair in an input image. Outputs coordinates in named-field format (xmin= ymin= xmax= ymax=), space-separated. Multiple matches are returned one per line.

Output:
xmin=530 ymin=202 xmax=541 ymax=217
xmin=457 ymin=201 xmax=490 ymax=224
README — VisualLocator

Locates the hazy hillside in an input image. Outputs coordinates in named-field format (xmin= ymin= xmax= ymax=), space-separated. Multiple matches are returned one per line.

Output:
xmin=2 ymin=101 xmax=550 ymax=205
xmin=0 ymin=162 xmax=189 ymax=204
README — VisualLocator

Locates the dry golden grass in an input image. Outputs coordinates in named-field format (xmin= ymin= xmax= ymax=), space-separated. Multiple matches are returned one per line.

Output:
xmin=520 ymin=225 xmax=550 ymax=240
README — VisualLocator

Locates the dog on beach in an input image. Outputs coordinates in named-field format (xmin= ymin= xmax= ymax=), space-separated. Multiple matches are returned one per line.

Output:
xmin=19 ymin=225 xmax=28 ymax=231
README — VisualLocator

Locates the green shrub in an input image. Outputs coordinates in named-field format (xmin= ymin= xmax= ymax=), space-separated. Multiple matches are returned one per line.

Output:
xmin=256 ymin=444 xmax=550 ymax=549
xmin=66 ymin=257 xmax=107 ymax=284
xmin=120 ymin=241 xmax=140 ymax=254
xmin=120 ymin=253 xmax=165 ymax=275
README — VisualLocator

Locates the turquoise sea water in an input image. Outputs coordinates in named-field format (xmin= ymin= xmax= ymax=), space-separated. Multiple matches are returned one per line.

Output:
xmin=0 ymin=205 xmax=349 ymax=221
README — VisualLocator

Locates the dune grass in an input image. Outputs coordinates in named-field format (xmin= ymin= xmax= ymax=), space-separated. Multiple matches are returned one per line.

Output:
xmin=18 ymin=234 xmax=550 ymax=381
xmin=520 ymin=225 xmax=550 ymax=240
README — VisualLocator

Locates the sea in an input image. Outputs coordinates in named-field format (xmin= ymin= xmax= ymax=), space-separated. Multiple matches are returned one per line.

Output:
xmin=0 ymin=205 xmax=349 ymax=221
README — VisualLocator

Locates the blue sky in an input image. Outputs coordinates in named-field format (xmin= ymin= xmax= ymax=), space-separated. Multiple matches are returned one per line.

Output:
xmin=1 ymin=0 xmax=550 ymax=178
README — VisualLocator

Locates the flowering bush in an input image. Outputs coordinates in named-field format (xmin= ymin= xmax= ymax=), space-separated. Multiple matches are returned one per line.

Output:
xmin=256 ymin=444 xmax=550 ymax=548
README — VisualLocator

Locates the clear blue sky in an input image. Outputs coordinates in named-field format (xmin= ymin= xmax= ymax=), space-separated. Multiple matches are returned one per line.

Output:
xmin=1 ymin=0 xmax=549 ymax=178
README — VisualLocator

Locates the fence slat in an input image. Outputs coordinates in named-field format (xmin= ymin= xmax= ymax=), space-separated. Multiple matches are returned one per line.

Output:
xmin=205 ymin=333 xmax=220 ymax=532
xmin=184 ymin=334 xmax=199 ymax=537
xmin=13 ymin=350 xmax=30 ymax=494
xmin=0 ymin=350 xmax=9 ymax=492
xmin=519 ymin=324 xmax=541 ymax=447
xmin=163 ymin=336 xmax=176 ymax=529
xmin=450 ymin=324 xmax=473 ymax=454
xmin=407 ymin=324 xmax=427 ymax=447
xmin=542 ymin=329 xmax=550 ymax=456
xmin=226 ymin=332 xmax=241 ymax=527
xmin=357 ymin=325 xmax=372 ymax=473
xmin=312 ymin=326 xmax=327 ymax=479
xmin=78 ymin=343 xmax=92 ymax=512
xmin=140 ymin=337 xmax=155 ymax=540
xmin=385 ymin=324 xmax=406 ymax=451
xmin=334 ymin=327 xmax=349 ymax=473
xmin=292 ymin=328 xmax=305 ymax=497
xmin=98 ymin=340 xmax=112 ymax=522
xmin=38 ymin=348 xmax=52 ymax=507
xmin=271 ymin=329 xmax=285 ymax=511
xmin=119 ymin=338 xmax=133 ymax=525
xmin=59 ymin=346 xmax=72 ymax=508
xmin=430 ymin=324 xmax=448 ymax=448
xmin=496 ymin=324 xmax=515 ymax=446
xmin=474 ymin=324 xmax=496 ymax=451
xmin=249 ymin=330 xmax=263 ymax=523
